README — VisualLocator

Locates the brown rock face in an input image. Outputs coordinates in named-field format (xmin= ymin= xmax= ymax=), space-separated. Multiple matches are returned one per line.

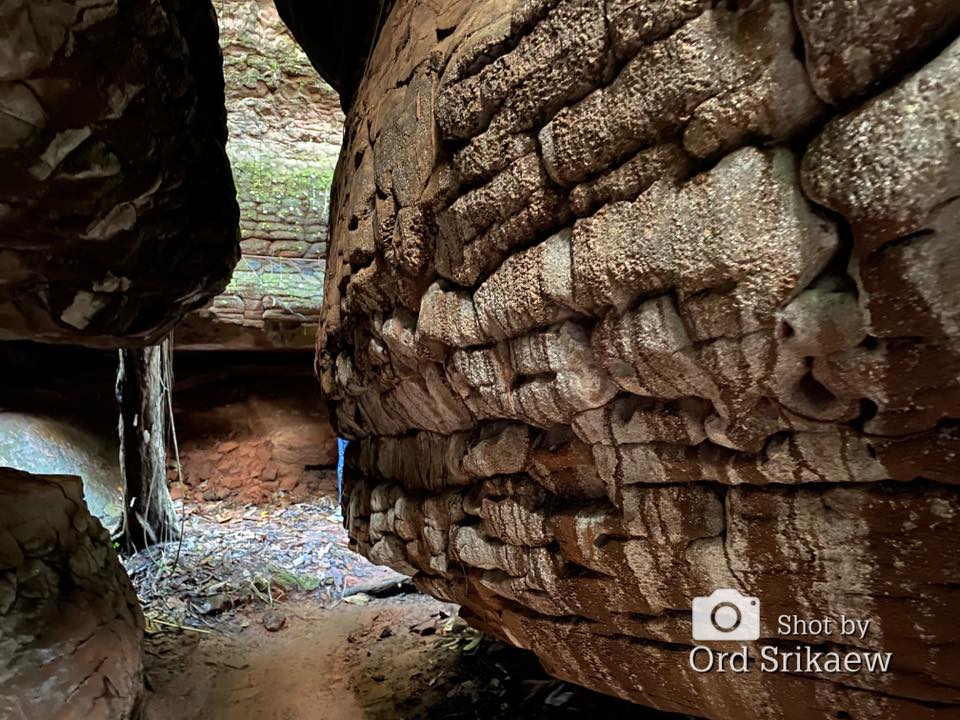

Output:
xmin=316 ymin=0 xmax=960 ymax=718
xmin=0 ymin=0 xmax=239 ymax=346
xmin=795 ymin=0 xmax=960 ymax=104
xmin=0 ymin=469 xmax=144 ymax=720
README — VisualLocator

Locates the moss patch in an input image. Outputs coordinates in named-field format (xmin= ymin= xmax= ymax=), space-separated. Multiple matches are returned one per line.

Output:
xmin=230 ymin=153 xmax=334 ymax=221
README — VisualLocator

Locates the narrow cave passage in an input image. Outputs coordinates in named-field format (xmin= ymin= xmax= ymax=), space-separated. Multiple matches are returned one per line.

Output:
xmin=0 ymin=1 xmax=668 ymax=718
xmin=1 ymin=342 xmax=649 ymax=720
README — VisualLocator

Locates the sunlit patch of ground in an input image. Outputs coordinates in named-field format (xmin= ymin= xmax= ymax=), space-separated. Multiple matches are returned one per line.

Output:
xmin=143 ymin=594 xmax=690 ymax=720
xmin=124 ymin=497 xmax=405 ymax=633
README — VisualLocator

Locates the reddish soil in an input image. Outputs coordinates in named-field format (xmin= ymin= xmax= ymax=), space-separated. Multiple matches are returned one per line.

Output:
xmin=170 ymin=442 xmax=338 ymax=506
xmin=143 ymin=594 xmax=686 ymax=720
xmin=171 ymin=366 xmax=338 ymax=505
xmin=144 ymin=599 xmax=370 ymax=720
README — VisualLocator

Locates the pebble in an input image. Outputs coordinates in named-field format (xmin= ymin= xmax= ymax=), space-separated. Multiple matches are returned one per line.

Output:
xmin=263 ymin=611 xmax=286 ymax=631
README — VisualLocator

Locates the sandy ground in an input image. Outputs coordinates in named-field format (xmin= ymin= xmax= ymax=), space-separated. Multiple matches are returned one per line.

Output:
xmin=143 ymin=593 xmax=688 ymax=720
xmin=144 ymin=598 xmax=371 ymax=720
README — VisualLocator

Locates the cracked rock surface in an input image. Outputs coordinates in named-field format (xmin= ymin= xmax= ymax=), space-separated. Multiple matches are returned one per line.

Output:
xmin=0 ymin=0 xmax=239 ymax=346
xmin=0 ymin=468 xmax=144 ymax=720
xmin=314 ymin=0 xmax=960 ymax=717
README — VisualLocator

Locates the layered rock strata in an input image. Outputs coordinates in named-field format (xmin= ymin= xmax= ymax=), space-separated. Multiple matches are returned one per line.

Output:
xmin=315 ymin=0 xmax=960 ymax=717
xmin=178 ymin=0 xmax=341 ymax=349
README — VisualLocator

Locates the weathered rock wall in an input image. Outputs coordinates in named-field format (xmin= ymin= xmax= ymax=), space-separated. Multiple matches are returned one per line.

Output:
xmin=0 ymin=469 xmax=144 ymax=720
xmin=316 ymin=1 xmax=960 ymax=718
xmin=179 ymin=0 xmax=343 ymax=349
xmin=220 ymin=0 xmax=340 ymax=262
xmin=176 ymin=254 xmax=327 ymax=349
xmin=0 ymin=0 xmax=239 ymax=346
xmin=219 ymin=0 xmax=342 ymax=159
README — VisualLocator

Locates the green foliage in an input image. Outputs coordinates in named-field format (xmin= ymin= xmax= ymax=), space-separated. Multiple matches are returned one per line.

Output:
xmin=439 ymin=614 xmax=485 ymax=654
xmin=267 ymin=565 xmax=322 ymax=593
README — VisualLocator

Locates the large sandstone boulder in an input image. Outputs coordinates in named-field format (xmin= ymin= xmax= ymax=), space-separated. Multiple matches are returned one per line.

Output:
xmin=0 ymin=469 xmax=144 ymax=720
xmin=0 ymin=411 xmax=123 ymax=531
xmin=0 ymin=0 xmax=239 ymax=346
xmin=314 ymin=1 xmax=960 ymax=718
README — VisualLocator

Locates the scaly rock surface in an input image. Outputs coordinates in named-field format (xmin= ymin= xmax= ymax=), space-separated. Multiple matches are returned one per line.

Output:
xmin=0 ymin=0 xmax=239 ymax=346
xmin=795 ymin=0 xmax=960 ymax=104
xmin=313 ymin=0 xmax=960 ymax=717
xmin=0 ymin=469 xmax=144 ymax=720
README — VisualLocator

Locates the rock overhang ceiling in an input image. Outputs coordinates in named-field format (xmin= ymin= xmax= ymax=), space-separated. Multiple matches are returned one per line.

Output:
xmin=0 ymin=0 xmax=240 ymax=347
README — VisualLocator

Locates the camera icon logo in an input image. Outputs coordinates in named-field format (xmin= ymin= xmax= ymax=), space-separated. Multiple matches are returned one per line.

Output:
xmin=692 ymin=589 xmax=761 ymax=641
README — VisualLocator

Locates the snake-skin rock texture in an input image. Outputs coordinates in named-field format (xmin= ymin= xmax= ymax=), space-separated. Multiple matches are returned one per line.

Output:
xmin=314 ymin=1 xmax=960 ymax=717
xmin=0 ymin=0 xmax=239 ymax=346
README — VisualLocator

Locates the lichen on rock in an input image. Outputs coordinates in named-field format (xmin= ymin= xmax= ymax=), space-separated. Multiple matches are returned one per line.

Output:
xmin=178 ymin=0 xmax=342 ymax=349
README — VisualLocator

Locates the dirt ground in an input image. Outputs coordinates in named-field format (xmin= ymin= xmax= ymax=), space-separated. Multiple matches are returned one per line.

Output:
xmin=143 ymin=592 xmax=689 ymax=720
xmin=134 ymin=496 xmax=691 ymax=719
